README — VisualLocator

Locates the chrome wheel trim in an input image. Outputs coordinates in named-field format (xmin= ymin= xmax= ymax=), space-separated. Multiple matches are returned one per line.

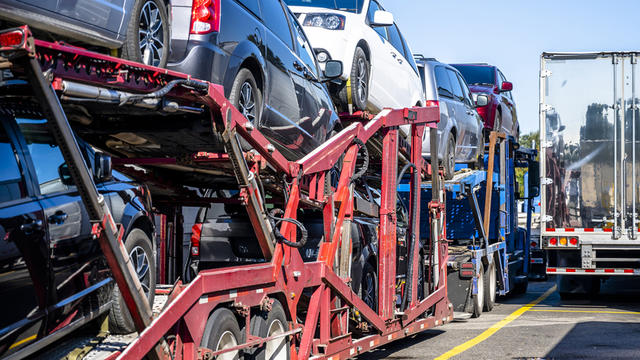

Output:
xmin=129 ymin=245 xmax=150 ymax=294
xmin=239 ymin=81 xmax=256 ymax=122
xmin=447 ymin=139 xmax=455 ymax=174
xmin=138 ymin=1 xmax=164 ymax=66
xmin=477 ymin=266 xmax=484 ymax=310
xmin=489 ymin=263 xmax=496 ymax=303
xmin=266 ymin=318 xmax=287 ymax=360
xmin=356 ymin=57 xmax=368 ymax=104
xmin=215 ymin=330 xmax=239 ymax=360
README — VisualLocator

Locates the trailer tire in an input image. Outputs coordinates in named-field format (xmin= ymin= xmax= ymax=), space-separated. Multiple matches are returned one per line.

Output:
xmin=122 ymin=0 xmax=169 ymax=67
xmin=249 ymin=299 xmax=289 ymax=360
xmin=109 ymin=228 xmax=156 ymax=334
xmin=483 ymin=260 xmax=496 ymax=312
xmin=202 ymin=307 xmax=243 ymax=360
xmin=471 ymin=263 xmax=484 ymax=318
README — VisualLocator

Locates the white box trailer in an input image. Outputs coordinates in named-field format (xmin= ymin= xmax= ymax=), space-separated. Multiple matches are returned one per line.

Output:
xmin=540 ymin=52 xmax=640 ymax=296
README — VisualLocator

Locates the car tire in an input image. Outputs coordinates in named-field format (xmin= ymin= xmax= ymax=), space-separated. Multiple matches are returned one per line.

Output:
xmin=122 ymin=0 xmax=169 ymax=67
xmin=340 ymin=47 xmax=369 ymax=111
xmin=109 ymin=228 xmax=156 ymax=334
xmin=229 ymin=68 xmax=263 ymax=151
xmin=483 ymin=260 xmax=496 ymax=312
xmin=444 ymin=133 xmax=455 ymax=180
xmin=361 ymin=262 xmax=377 ymax=312
xmin=201 ymin=307 xmax=243 ymax=360
xmin=248 ymin=299 xmax=290 ymax=360
xmin=472 ymin=263 xmax=484 ymax=318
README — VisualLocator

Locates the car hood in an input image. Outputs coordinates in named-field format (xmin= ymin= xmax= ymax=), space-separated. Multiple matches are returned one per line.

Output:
xmin=468 ymin=84 xmax=495 ymax=94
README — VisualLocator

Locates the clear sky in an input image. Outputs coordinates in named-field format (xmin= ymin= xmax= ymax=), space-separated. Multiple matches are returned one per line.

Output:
xmin=381 ymin=0 xmax=640 ymax=135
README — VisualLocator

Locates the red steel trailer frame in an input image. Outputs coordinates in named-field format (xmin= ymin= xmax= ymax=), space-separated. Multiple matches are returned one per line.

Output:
xmin=0 ymin=26 xmax=452 ymax=360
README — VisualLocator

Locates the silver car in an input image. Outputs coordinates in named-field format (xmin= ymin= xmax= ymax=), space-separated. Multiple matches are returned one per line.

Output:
xmin=416 ymin=56 xmax=486 ymax=179
xmin=0 ymin=0 xmax=169 ymax=67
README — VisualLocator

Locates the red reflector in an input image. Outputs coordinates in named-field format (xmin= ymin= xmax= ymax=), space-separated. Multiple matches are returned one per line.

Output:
xmin=546 ymin=228 xmax=555 ymax=232
xmin=461 ymin=262 xmax=474 ymax=268
xmin=604 ymin=228 xmax=613 ymax=232
xmin=585 ymin=269 xmax=595 ymax=272
xmin=547 ymin=268 xmax=556 ymax=272
xmin=0 ymin=30 xmax=24 ymax=48
xmin=604 ymin=269 xmax=615 ymax=273
xmin=549 ymin=237 xmax=557 ymax=246
xmin=531 ymin=241 xmax=538 ymax=248
xmin=569 ymin=237 xmax=578 ymax=246
xmin=461 ymin=271 xmax=474 ymax=276
xmin=624 ymin=269 xmax=634 ymax=273
xmin=190 ymin=223 xmax=203 ymax=256
xmin=584 ymin=228 xmax=594 ymax=232
xmin=564 ymin=228 xmax=575 ymax=232
xmin=566 ymin=268 xmax=575 ymax=272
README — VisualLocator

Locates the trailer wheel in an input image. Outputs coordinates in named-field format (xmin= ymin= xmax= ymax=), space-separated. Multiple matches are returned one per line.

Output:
xmin=471 ymin=263 xmax=484 ymax=318
xmin=109 ymin=228 xmax=156 ymax=334
xmin=249 ymin=299 xmax=289 ymax=360
xmin=483 ymin=261 xmax=496 ymax=312
xmin=202 ymin=307 xmax=243 ymax=360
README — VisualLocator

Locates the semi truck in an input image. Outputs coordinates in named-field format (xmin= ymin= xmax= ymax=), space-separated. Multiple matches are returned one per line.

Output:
xmin=540 ymin=51 xmax=640 ymax=297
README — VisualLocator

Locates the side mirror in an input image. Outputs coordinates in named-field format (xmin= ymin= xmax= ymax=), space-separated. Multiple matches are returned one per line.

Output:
xmin=500 ymin=81 xmax=513 ymax=92
xmin=58 ymin=163 xmax=74 ymax=186
xmin=94 ymin=152 xmax=112 ymax=182
xmin=371 ymin=10 xmax=394 ymax=27
xmin=475 ymin=94 xmax=489 ymax=107
xmin=323 ymin=60 xmax=343 ymax=80
xmin=528 ymin=161 xmax=540 ymax=198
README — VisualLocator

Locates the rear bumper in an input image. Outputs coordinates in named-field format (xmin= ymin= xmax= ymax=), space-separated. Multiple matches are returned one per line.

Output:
xmin=167 ymin=39 xmax=226 ymax=86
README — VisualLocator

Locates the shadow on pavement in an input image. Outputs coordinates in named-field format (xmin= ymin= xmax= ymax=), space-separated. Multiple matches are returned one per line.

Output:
xmin=543 ymin=321 xmax=640 ymax=359
xmin=355 ymin=330 xmax=445 ymax=359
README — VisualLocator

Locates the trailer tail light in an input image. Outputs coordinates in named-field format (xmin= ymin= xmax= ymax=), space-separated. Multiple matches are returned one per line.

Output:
xmin=0 ymin=28 xmax=25 ymax=50
xmin=558 ymin=237 xmax=567 ymax=246
xmin=569 ymin=237 xmax=578 ymax=246
xmin=549 ymin=237 xmax=557 ymax=246
xmin=546 ymin=236 xmax=578 ymax=247
xmin=190 ymin=223 xmax=203 ymax=256
xmin=531 ymin=241 xmax=538 ymax=248
xmin=190 ymin=0 xmax=220 ymax=34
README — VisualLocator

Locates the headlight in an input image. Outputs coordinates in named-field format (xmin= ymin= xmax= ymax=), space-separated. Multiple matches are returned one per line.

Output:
xmin=303 ymin=13 xmax=346 ymax=30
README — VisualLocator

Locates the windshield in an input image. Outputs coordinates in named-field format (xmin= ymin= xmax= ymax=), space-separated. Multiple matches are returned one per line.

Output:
xmin=451 ymin=65 xmax=495 ymax=86
xmin=284 ymin=0 xmax=365 ymax=13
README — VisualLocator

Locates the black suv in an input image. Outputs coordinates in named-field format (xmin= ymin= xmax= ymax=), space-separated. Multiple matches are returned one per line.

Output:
xmin=0 ymin=111 xmax=155 ymax=358
xmin=169 ymin=0 xmax=342 ymax=160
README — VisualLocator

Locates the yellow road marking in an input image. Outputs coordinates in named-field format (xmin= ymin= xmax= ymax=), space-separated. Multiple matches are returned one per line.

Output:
xmin=9 ymin=334 xmax=37 ymax=349
xmin=529 ymin=309 xmax=640 ymax=314
xmin=434 ymin=285 xmax=557 ymax=360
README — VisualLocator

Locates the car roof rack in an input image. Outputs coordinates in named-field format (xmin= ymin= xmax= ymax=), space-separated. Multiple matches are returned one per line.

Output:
xmin=413 ymin=54 xmax=437 ymax=62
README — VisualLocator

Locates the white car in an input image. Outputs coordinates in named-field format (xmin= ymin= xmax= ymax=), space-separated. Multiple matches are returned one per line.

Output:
xmin=285 ymin=0 xmax=424 ymax=114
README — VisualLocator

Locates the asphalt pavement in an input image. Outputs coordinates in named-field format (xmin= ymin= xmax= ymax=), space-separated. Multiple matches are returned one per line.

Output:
xmin=357 ymin=276 xmax=640 ymax=360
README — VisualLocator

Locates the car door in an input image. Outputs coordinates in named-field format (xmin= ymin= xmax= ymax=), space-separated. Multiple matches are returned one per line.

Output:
xmin=13 ymin=117 xmax=108 ymax=338
xmin=383 ymin=23 xmax=411 ymax=109
xmin=56 ymin=0 xmax=125 ymax=34
xmin=0 ymin=120 xmax=49 ymax=357
xmin=446 ymin=68 xmax=474 ymax=162
xmin=261 ymin=0 xmax=308 ymax=158
xmin=456 ymin=72 xmax=483 ymax=160
xmin=433 ymin=66 xmax=457 ymax=157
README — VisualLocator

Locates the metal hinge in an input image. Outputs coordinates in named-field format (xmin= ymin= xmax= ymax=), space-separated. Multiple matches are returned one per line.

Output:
xmin=541 ymin=103 xmax=553 ymax=112
xmin=541 ymin=69 xmax=552 ymax=78
xmin=540 ymin=140 xmax=553 ymax=148
xmin=541 ymin=177 xmax=553 ymax=185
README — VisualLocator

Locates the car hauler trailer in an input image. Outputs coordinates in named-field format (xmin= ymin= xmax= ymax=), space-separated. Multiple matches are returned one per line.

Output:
xmin=0 ymin=26 xmax=453 ymax=359
xmin=399 ymin=133 xmax=539 ymax=318
xmin=540 ymin=51 xmax=640 ymax=297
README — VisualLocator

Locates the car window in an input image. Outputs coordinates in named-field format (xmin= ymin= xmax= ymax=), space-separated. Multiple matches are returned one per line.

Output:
xmin=262 ymin=0 xmax=294 ymax=49
xmin=456 ymin=73 xmax=474 ymax=106
xmin=398 ymin=28 xmax=418 ymax=73
xmin=386 ymin=24 xmax=404 ymax=55
xmin=237 ymin=0 xmax=261 ymax=17
xmin=434 ymin=66 xmax=454 ymax=99
xmin=452 ymin=65 xmax=495 ymax=86
xmin=446 ymin=69 xmax=464 ymax=102
xmin=15 ymin=118 xmax=75 ymax=195
xmin=287 ymin=9 xmax=319 ymax=77
xmin=0 ymin=122 xmax=27 ymax=202
xmin=366 ymin=0 xmax=387 ymax=39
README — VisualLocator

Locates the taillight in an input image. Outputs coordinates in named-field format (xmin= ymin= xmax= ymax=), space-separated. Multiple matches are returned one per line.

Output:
xmin=559 ymin=237 xmax=567 ymax=246
xmin=531 ymin=241 xmax=538 ymax=248
xmin=190 ymin=223 xmax=203 ymax=256
xmin=569 ymin=237 xmax=578 ymax=246
xmin=549 ymin=237 xmax=557 ymax=246
xmin=190 ymin=0 xmax=220 ymax=34
xmin=0 ymin=29 xmax=25 ymax=50
xmin=425 ymin=100 xmax=439 ymax=107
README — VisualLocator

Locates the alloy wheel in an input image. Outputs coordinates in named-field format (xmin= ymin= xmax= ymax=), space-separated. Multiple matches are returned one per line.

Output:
xmin=138 ymin=1 xmax=164 ymax=66
xmin=356 ymin=58 xmax=368 ymax=104
xmin=239 ymin=81 xmax=256 ymax=122
xmin=363 ymin=271 xmax=375 ymax=309
xmin=129 ymin=245 xmax=150 ymax=294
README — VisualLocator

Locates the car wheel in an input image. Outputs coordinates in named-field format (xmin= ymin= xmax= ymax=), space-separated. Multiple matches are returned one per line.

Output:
xmin=109 ymin=228 xmax=156 ymax=334
xmin=361 ymin=262 xmax=377 ymax=312
xmin=483 ymin=260 xmax=496 ymax=312
xmin=444 ymin=133 xmax=455 ymax=180
xmin=248 ymin=299 xmax=290 ymax=360
xmin=122 ymin=0 xmax=169 ymax=67
xmin=202 ymin=307 xmax=243 ymax=360
xmin=229 ymin=68 xmax=262 ymax=151
xmin=472 ymin=263 xmax=484 ymax=318
xmin=341 ymin=47 xmax=369 ymax=111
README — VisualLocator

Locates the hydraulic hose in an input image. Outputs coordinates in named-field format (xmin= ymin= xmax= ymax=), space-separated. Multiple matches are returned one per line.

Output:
xmin=351 ymin=138 xmax=369 ymax=181
xmin=120 ymin=79 xmax=208 ymax=105
xmin=268 ymin=208 xmax=308 ymax=248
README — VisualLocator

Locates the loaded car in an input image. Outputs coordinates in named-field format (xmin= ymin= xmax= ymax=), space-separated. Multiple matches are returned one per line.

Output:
xmin=415 ymin=57 xmax=486 ymax=179
xmin=451 ymin=63 xmax=519 ymax=139
xmin=285 ymin=0 xmax=424 ymax=113
xmin=0 ymin=98 xmax=155 ymax=358
xmin=168 ymin=0 xmax=343 ymax=160
xmin=0 ymin=0 xmax=169 ymax=67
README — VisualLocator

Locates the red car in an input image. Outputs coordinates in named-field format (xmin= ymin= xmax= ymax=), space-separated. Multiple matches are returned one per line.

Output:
xmin=451 ymin=63 xmax=518 ymax=139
